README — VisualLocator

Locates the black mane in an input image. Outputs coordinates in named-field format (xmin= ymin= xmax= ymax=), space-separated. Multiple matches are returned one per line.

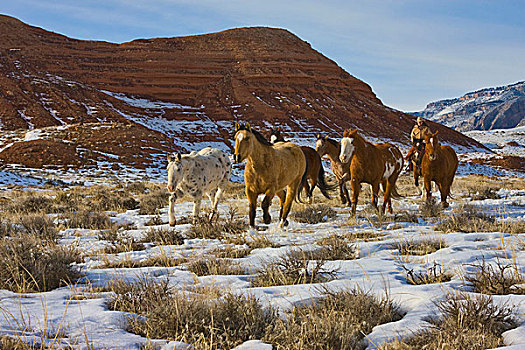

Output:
xmin=236 ymin=124 xmax=273 ymax=146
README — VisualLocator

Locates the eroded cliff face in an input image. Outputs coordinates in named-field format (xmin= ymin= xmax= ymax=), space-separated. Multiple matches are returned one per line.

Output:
xmin=0 ymin=15 xmax=484 ymax=169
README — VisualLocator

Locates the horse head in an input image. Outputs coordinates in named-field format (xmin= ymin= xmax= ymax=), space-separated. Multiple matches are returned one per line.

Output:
xmin=269 ymin=127 xmax=284 ymax=144
xmin=233 ymin=122 xmax=254 ymax=163
xmin=339 ymin=129 xmax=359 ymax=163
xmin=424 ymin=130 xmax=440 ymax=161
xmin=315 ymin=134 xmax=329 ymax=155
xmin=167 ymin=153 xmax=190 ymax=193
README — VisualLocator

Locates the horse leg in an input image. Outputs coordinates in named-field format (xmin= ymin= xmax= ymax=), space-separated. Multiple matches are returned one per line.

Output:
xmin=339 ymin=180 xmax=348 ymax=205
xmin=192 ymin=193 xmax=202 ymax=224
xmin=280 ymin=181 xmax=300 ymax=228
xmin=209 ymin=187 xmax=223 ymax=221
xmin=276 ymin=190 xmax=286 ymax=221
xmin=261 ymin=190 xmax=275 ymax=225
xmin=381 ymin=181 xmax=391 ymax=215
xmin=303 ymin=179 xmax=312 ymax=204
xmin=423 ymin=177 xmax=432 ymax=202
xmin=168 ymin=193 xmax=177 ymax=226
xmin=350 ymin=178 xmax=360 ymax=216
xmin=439 ymin=181 xmax=450 ymax=208
xmin=246 ymin=189 xmax=258 ymax=228
xmin=371 ymin=182 xmax=380 ymax=212
xmin=308 ymin=175 xmax=317 ymax=203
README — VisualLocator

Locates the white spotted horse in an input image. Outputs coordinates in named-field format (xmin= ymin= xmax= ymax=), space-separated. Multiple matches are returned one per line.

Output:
xmin=167 ymin=147 xmax=231 ymax=225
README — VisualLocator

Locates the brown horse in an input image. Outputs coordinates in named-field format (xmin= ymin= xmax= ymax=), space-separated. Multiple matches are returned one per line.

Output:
xmin=412 ymin=140 xmax=426 ymax=195
xmin=269 ymin=128 xmax=334 ymax=201
xmin=421 ymin=131 xmax=458 ymax=208
xmin=315 ymin=135 xmax=351 ymax=205
xmin=339 ymin=129 xmax=404 ymax=216
xmin=234 ymin=122 xmax=308 ymax=228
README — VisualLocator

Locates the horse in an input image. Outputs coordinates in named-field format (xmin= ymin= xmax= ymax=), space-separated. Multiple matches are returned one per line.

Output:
xmin=315 ymin=135 xmax=352 ymax=205
xmin=339 ymin=129 xmax=404 ymax=216
xmin=421 ymin=131 xmax=458 ymax=208
xmin=412 ymin=140 xmax=426 ymax=195
xmin=167 ymin=147 xmax=231 ymax=226
xmin=234 ymin=122 xmax=307 ymax=228
xmin=269 ymin=127 xmax=334 ymax=202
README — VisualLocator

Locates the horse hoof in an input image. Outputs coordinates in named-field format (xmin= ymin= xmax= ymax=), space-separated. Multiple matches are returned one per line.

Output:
xmin=441 ymin=202 xmax=449 ymax=208
xmin=341 ymin=198 xmax=347 ymax=205
xmin=263 ymin=216 xmax=272 ymax=225
xmin=169 ymin=221 xmax=176 ymax=227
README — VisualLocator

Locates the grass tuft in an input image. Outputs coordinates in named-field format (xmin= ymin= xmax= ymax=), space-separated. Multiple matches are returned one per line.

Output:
xmin=292 ymin=204 xmax=337 ymax=224
xmin=465 ymin=258 xmax=525 ymax=295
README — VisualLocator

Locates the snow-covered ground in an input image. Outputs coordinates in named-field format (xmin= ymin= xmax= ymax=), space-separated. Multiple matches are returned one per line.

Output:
xmin=466 ymin=126 xmax=525 ymax=157
xmin=0 ymin=179 xmax=524 ymax=349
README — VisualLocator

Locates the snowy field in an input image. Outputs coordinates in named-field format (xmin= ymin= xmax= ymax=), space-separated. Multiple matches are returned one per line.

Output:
xmin=0 ymin=174 xmax=524 ymax=349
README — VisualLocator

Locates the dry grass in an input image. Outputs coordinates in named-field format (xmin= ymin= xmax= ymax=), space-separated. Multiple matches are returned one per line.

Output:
xmin=251 ymin=249 xmax=338 ymax=287
xmin=209 ymin=245 xmax=253 ymax=259
xmin=418 ymin=198 xmax=442 ymax=217
xmin=313 ymin=234 xmax=357 ymax=260
xmin=392 ymin=237 xmax=447 ymax=256
xmin=61 ymin=210 xmax=113 ymax=230
xmin=292 ymin=204 xmax=337 ymax=224
xmin=398 ymin=261 xmax=453 ymax=285
xmin=381 ymin=292 xmax=517 ymax=350
xmin=99 ymin=254 xmax=185 ymax=269
xmin=107 ymin=276 xmax=276 ymax=350
xmin=98 ymin=229 xmax=145 ymax=254
xmin=465 ymin=258 xmax=525 ymax=295
xmin=223 ymin=232 xmax=281 ymax=249
xmin=186 ymin=209 xmax=247 ymax=240
xmin=17 ymin=213 xmax=59 ymax=242
xmin=393 ymin=211 xmax=419 ymax=223
xmin=186 ymin=256 xmax=248 ymax=276
xmin=436 ymin=204 xmax=525 ymax=234
xmin=3 ymin=192 xmax=54 ymax=214
xmin=0 ymin=234 xmax=82 ymax=293
xmin=142 ymin=226 xmax=184 ymax=246
xmin=264 ymin=288 xmax=404 ymax=350
xmin=138 ymin=189 xmax=169 ymax=215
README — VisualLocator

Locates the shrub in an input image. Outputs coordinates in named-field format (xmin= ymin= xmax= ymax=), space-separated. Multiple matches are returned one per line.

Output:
xmin=61 ymin=210 xmax=113 ymax=229
xmin=381 ymin=292 xmax=517 ymax=350
xmin=398 ymin=261 xmax=453 ymax=285
xmin=107 ymin=277 xmax=276 ymax=350
xmin=418 ymin=198 xmax=442 ymax=217
xmin=313 ymin=234 xmax=357 ymax=260
xmin=142 ymin=227 xmax=184 ymax=246
xmin=187 ymin=212 xmax=247 ymax=240
xmin=91 ymin=189 xmax=139 ymax=211
xmin=465 ymin=258 xmax=525 ymax=295
xmin=292 ymin=204 xmax=337 ymax=224
xmin=17 ymin=213 xmax=58 ymax=242
xmin=252 ymin=249 xmax=338 ymax=287
xmin=4 ymin=192 xmax=53 ymax=213
xmin=265 ymin=288 xmax=404 ymax=350
xmin=138 ymin=189 xmax=169 ymax=215
xmin=186 ymin=256 xmax=247 ymax=276
xmin=0 ymin=235 xmax=82 ymax=292
xmin=392 ymin=237 xmax=446 ymax=256
xmin=99 ymin=229 xmax=145 ymax=254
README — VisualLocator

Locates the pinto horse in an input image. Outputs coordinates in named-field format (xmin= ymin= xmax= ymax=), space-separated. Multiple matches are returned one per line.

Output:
xmin=339 ymin=129 xmax=404 ymax=216
xmin=421 ymin=131 xmax=458 ymax=208
xmin=234 ymin=123 xmax=308 ymax=228
xmin=269 ymin=128 xmax=333 ymax=201
xmin=315 ymin=135 xmax=351 ymax=205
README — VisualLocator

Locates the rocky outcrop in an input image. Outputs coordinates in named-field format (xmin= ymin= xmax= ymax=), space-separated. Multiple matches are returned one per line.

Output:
xmin=416 ymin=81 xmax=525 ymax=132
xmin=0 ymin=15 xmax=486 ymax=169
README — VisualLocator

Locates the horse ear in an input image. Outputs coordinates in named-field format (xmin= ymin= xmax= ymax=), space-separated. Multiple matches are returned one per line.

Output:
xmin=433 ymin=130 xmax=439 ymax=136
xmin=176 ymin=153 xmax=182 ymax=161
xmin=168 ymin=154 xmax=174 ymax=162
xmin=234 ymin=122 xmax=240 ymax=131
xmin=246 ymin=122 xmax=252 ymax=132
xmin=350 ymin=129 xmax=358 ymax=135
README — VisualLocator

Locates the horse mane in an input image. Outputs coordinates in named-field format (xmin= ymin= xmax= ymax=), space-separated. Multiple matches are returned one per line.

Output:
xmin=325 ymin=137 xmax=339 ymax=148
xmin=342 ymin=129 xmax=367 ymax=147
xmin=237 ymin=124 xmax=273 ymax=146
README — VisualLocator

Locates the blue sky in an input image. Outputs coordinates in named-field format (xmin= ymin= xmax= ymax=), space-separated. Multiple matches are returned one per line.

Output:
xmin=2 ymin=0 xmax=524 ymax=111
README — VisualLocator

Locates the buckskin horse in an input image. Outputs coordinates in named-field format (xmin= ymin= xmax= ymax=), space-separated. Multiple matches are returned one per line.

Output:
xmin=421 ymin=131 xmax=458 ymax=208
xmin=234 ymin=122 xmax=307 ymax=228
xmin=315 ymin=134 xmax=352 ymax=205
xmin=269 ymin=127 xmax=334 ymax=202
xmin=339 ymin=129 xmax=404 ymax=216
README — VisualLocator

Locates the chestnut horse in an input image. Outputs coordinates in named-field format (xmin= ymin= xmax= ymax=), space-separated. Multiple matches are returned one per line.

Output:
xmin=421 ymin=131 xmax=458 ymax=208
xmin=234 ymin=123 xmax=308 ymax=228
xmin=315 ymin=135 xmax=351 ymax=205
xmin=269 ymin=128 xmax=334 ymax=201
xmin=339 ymin=129 xmax=403 ymax=216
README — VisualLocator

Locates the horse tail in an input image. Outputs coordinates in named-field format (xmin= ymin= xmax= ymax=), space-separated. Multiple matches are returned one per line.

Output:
xmin=296 ymin=154 xmax=310 ymax=203
xmin=317 ymin=165 xmax=337 ymax=199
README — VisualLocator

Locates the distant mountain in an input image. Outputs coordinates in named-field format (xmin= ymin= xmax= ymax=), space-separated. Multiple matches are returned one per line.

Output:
xmin=0 ymin=15 xmax=485 ymax=170
xmin=416 ymin=81 xmax=525 ymax=132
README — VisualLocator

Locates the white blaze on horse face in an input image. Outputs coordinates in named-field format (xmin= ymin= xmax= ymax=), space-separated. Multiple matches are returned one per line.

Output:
xmin=315 ymin=139 xmax=323 ymax=152
xmin=339 ymin=137 xmax=355 ymax=163
xmin=236 ymin=132 xmax=245 ymax=143
xmin=270 ymin=135 xmax=278 ymax=144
